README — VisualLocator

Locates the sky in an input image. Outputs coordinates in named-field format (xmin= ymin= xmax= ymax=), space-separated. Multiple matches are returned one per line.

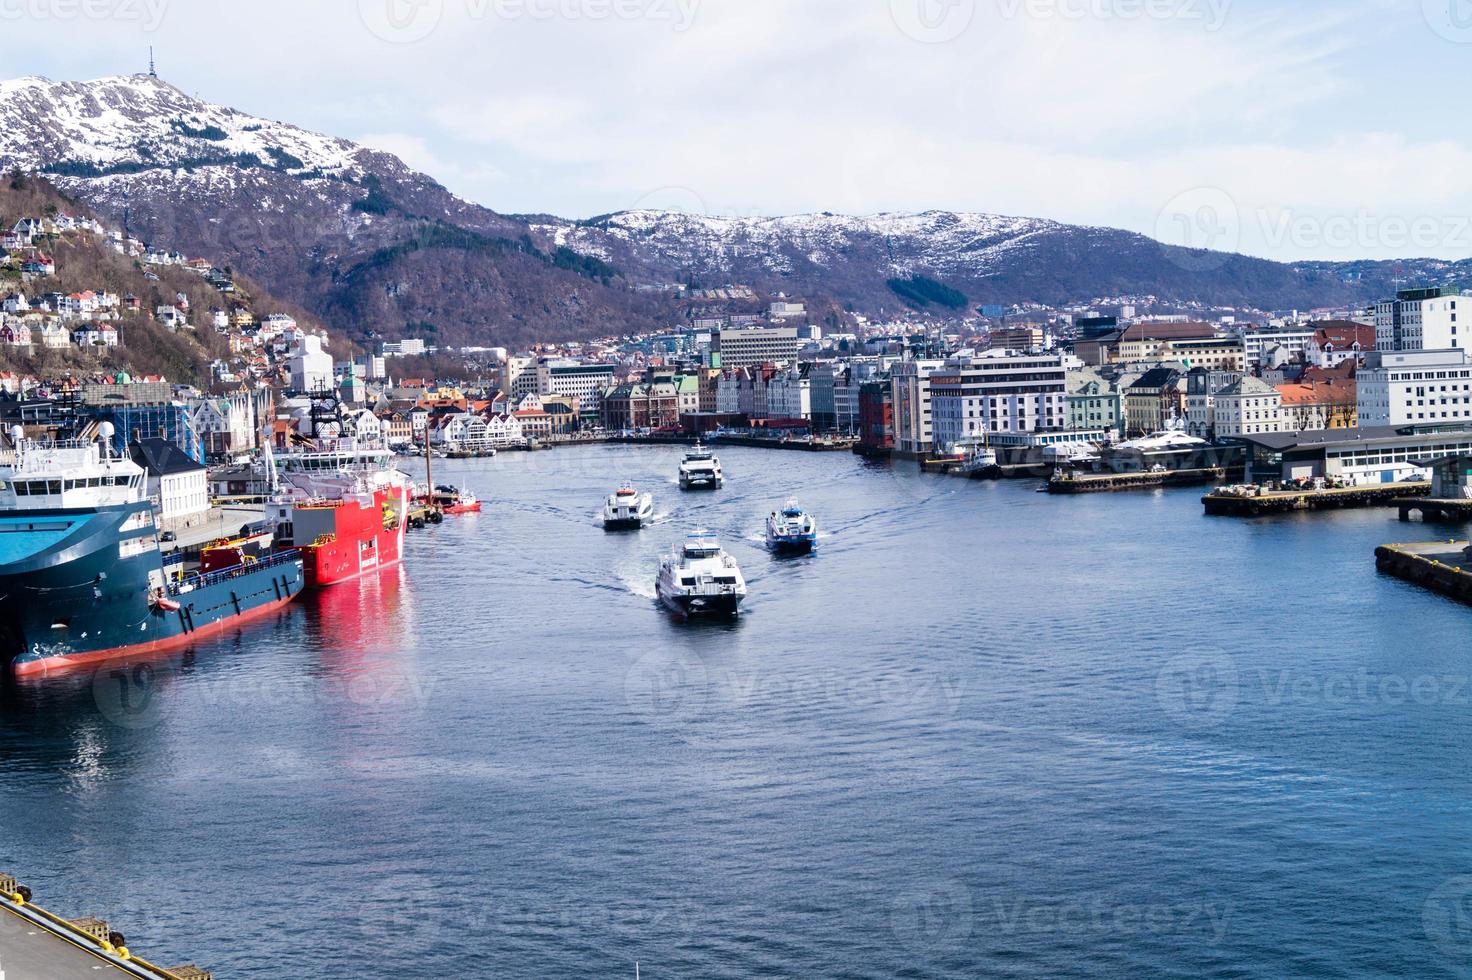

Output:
xmin=2 ymin=0 xmax=1470 ymax=262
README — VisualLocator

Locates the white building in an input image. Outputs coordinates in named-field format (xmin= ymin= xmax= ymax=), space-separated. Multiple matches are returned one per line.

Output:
xmin=382 ymin=338 xmax=427 ymax=356
xmin=433 ymin=412 xmax=525 ymax=451
xmin=929 ymin=350 xmax=1069 ymax=452
xmin=289 ymin=334 xmax=335 ymax=394
xmin=1357 ymin=348 xmax=1472 ymax=427
xmin=537 ymin=359 xmax=616 ymax=411
xmin=129 ymin=438 xmax=210 ymax=528
xmin=1375 ymin=286 xmax=1466 ymax=353
xmin=767 ymin=364 xmax=813 ymax=420
xmin=1238 ymin=325 xmax=1316 ymax=367
xmin=156 ymin=306 xmax=190 ymax=330
xmin=890 ymin=357 xmax=946 ymax=457
xmin=715 ymin=325 xmax=801 ymax=368
xmin=1213 ymin=376 xmax=1284 ymax=438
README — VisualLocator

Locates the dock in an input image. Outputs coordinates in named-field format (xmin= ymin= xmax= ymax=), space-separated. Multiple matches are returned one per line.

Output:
xmin=1047 ymin=468 xmax=1229 ymax=495
xmin=709 ymin=435 xmax=856 ymax=452
xmin=920 ymin=457 xmax=1044 ymax=480
xmin=0 ymin=873 xmax=210 ymax=979
xmin=1203 ymin=481 xmax=1429 ymax=516
xmin=1397 ymin=497 xmax=1472 ymax=522
xmin=1376 ymin=541 xmax=1472 ymax=605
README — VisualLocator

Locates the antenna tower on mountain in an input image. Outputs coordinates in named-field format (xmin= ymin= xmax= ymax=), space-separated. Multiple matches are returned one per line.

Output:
xmin=148 ymin=47 xmax=157 ymax=78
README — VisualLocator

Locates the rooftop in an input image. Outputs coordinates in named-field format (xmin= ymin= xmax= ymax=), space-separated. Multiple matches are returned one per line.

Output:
xmin=128 ymin=437 xmax=203 ymax=476
xmin=1232 ymin=424 xmax=1472 ymax=452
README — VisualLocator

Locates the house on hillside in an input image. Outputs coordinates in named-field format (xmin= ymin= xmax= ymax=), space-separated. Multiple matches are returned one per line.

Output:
xmin=0 ymin=321 xmax=32 ymax=347
xmin=73 ymin=324 xmax=119 ymax=348
xmin=156 ymin=306 xmax=190 ymax=330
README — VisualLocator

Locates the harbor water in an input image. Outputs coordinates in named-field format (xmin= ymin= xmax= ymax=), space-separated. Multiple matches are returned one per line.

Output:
xmin=3 ymin=444 xmax=1471 ymax=978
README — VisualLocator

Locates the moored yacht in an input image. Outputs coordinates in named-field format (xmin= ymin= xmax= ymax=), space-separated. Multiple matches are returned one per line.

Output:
xmin=765 ymin=500 xmax=818 ymax=554
xmin=603 ymin=484 xmax=654 ymax=530
xmin=678 ymin=444 xmax=723 ymax=490
xmin=656 ymin=530 xmax=747 ymax=617
xmin=1103 ymin=430 xmax=1211 ymax=474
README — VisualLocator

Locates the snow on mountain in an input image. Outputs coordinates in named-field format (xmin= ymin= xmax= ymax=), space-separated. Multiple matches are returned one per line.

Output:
xmin=0 ymin=74 xmax=1400 ymax=344
xmin=0 ymin=74 xmax=371 ymax=177
xmin=533 ymin=208 xmax=1065 ymax=280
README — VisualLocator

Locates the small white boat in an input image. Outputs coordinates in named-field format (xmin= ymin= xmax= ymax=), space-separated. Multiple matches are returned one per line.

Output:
xmin=603 ymin=484 xmax=654 ymax=530
xmin=657 ymin=530 xmax=746 ymax=617
xmin=678 ymin=443 xmax=723 ymax=490
xmin=765 ymin=500 xmax=818 ymax=554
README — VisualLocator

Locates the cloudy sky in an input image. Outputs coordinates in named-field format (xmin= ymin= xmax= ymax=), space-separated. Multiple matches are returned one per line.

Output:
xmin=3 ymin=0 xmax=1470 ymax=261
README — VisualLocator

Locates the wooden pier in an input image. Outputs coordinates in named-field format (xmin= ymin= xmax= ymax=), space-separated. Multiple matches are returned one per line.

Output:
xmin=1203 ymin=481 xmax=1429 ymax=516
xmin=1376 ymin=541 xmax=1472 ymax=605
xmin=1397 ymin=497 xmax=1472 ymax=522
xmin=0 ymin=873 xmax=210 ymax=979
xmin=1047 ymin=468 xmax=1228 ymax=495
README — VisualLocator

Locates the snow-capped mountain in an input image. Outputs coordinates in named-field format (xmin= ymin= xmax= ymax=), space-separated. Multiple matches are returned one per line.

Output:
xmin=0 ymin=74 xmax=1419 ymax=346
xmin=534 ymin=209 xmax=1061 ymax=280
xmin=0 ymin=74 xmax=371 ymax=174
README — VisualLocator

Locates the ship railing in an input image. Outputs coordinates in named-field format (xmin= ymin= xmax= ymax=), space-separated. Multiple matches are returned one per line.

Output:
xmin=169 ymin=549 xmax=301 ymax=595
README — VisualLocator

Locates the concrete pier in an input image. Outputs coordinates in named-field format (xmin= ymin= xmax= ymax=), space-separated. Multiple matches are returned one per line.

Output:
xmin=1047 ymin=468 xmax=1229 ymax=494
xmin=1204 ymin=482 xmax=1429 ymax=516
xmin=1397 ymin=497 xmax=1472 ymax=523
xmin=0 ymin=875 xmax=209 ymax=980
xmin=1376 ymin=541 xmax=1472 ymax=605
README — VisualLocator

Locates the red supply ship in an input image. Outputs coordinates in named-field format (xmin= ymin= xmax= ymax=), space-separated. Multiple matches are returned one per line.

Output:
xmin=264 ymin=441 xmax=413 ymax=589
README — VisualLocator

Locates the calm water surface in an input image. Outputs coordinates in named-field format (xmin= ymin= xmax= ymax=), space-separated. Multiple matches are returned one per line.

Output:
xmin=3 ymin=444 xmax=1472 ymax=979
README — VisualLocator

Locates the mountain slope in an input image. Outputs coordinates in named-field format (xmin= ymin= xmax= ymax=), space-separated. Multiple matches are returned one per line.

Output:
xmin=0 ymin=75 xmax=674 ymax=348
xmin=0 ymin=173 xmax=339 ymax=382
xmin=0 ymin=74 xmax=1452 ymax=345
xmin=534 ymin=209 xmax=1398 ymax=313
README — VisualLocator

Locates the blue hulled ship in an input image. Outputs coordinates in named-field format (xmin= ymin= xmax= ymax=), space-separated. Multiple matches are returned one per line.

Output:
xmin=765 ymin=500 xmax=818 ymax=555
xmin=0 ymin=429 xmax=304 ymax=678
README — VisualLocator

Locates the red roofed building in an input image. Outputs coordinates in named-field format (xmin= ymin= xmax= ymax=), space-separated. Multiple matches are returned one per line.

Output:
xmin=1305 ymin=321 xmax=1375 ymax=368
xmin=1276 ymin=379 xmax=1358 ymax=431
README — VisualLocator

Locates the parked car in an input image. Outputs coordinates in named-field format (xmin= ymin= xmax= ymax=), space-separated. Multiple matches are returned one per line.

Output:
xmin=160 ymin=530 xmax=177 ymax=543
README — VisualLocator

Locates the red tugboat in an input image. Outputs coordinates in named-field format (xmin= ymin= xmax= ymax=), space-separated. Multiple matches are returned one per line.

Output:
xmin=264 ymin=441 xmax=413 ymax=589
xmin=426 ymin=485 xmax=482 ymax=515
